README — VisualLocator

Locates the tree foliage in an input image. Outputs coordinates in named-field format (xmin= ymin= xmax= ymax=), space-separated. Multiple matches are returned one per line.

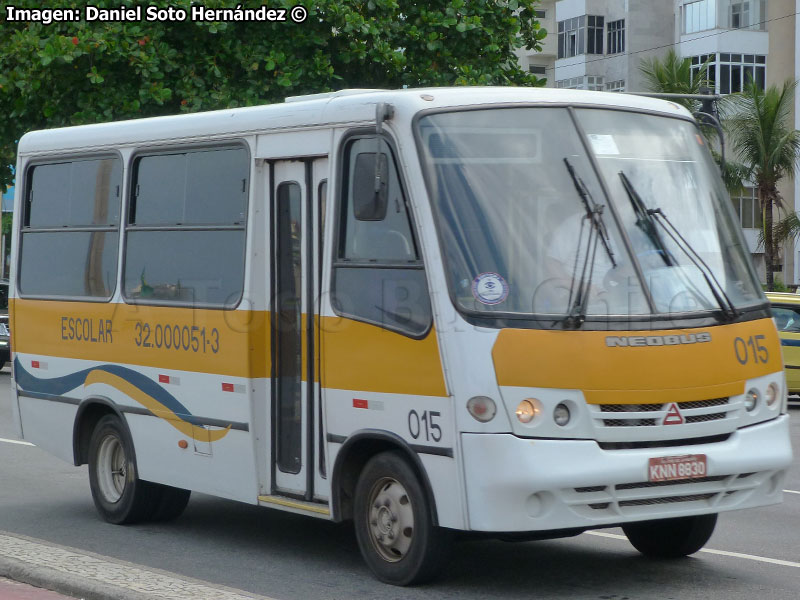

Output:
xmin=723 ymin=80 xmax=800 ymax=290
xmin=0 ymin=0 xmax=547 ymax=189
xmin=639 ymin=48 xmax=710 ymax=112
xmin=638 ymin=49 xmax=748 ymax=198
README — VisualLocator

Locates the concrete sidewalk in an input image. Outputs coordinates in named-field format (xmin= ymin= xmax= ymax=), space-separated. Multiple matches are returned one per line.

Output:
xmin=0 ymin=532 xmax=278 ymax=600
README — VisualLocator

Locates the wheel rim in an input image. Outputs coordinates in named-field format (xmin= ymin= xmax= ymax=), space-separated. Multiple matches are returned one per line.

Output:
xmin=366 ymin=477 xmax=414 ymax=562
xmin=96 ymin=433 xmax=127 ymax=503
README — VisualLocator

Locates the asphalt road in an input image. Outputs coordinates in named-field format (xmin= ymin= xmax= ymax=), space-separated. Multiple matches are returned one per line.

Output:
xmin=1 ymin=368 xmax=799 ymax=600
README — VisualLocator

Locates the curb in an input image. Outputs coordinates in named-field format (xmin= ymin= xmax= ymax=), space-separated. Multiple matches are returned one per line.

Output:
xmin=0 ymin=531 xmax=277 ymax=600
xmin=0 ymin=553 xmax=153 ymax=600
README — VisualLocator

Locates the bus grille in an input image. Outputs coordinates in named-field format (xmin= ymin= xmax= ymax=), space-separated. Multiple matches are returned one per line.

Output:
xmin=562 ymin=470 xmax=774 ymax=518
xmin=592 ymin=398 xmax=732 ymax=428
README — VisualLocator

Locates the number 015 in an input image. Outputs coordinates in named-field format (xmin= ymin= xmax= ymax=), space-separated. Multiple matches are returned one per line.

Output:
xmin=408 ymin=410 xmax=442 ymax=443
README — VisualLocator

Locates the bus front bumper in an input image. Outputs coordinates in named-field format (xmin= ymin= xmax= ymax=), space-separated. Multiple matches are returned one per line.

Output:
xmin=460 ymin=415 xmax=792 ymax=532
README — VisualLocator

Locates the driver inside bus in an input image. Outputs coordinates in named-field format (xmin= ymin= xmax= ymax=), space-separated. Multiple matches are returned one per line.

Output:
xmin=535 ymin=200 xmax=616 ymax=314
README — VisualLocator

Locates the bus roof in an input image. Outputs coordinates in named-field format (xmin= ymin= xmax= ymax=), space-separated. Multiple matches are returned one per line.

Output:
xmin=17 ymin=87 xmax=692 ymax=155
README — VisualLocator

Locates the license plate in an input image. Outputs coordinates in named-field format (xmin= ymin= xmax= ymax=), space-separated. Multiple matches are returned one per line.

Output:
xmin=648 ymin=454 xmax=707 ymax=482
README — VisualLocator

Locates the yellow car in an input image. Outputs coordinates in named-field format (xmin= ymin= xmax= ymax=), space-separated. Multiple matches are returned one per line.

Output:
xmin=767 ymin=292 xmax=800 ymax=395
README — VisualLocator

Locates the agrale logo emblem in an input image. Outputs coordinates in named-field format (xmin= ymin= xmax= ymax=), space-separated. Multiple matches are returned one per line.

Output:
xmin=663 ymin=403 xmax=685 ymax=425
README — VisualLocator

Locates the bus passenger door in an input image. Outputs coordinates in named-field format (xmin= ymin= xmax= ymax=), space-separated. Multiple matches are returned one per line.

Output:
xmin=272 ymin=161 xmax=309 ymax=496
xmin=271 ymin=158 xmax=327 ymax=501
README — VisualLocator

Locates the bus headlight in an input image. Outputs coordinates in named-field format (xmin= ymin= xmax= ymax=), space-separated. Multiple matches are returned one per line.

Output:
xmin=467 ymin=396 xmax=497 ymax=422
xmin=553 ymin=403 xmax=571 ymax=426
xmin=744 ymin=388 xmax=760 ymax=412
xmin=765 ymin=382 xmax=779 ymax=407
xmin=515 ymin=399 xmax=538 ymax=423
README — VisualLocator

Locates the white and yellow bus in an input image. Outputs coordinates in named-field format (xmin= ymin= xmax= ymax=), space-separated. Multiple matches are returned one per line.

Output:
xmin=10 ymin=87 xmax=793 ymax=585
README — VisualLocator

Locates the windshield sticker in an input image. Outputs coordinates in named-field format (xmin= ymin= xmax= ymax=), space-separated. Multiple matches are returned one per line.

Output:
xmin=587 ymin=134 xmax=620 ymax=155
xmin=472 ymin=273 xmax=509 ymax=305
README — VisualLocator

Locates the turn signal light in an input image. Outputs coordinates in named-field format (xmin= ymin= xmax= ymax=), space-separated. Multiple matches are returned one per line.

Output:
xmin=467 ymin=396 xmax=497 ymax=422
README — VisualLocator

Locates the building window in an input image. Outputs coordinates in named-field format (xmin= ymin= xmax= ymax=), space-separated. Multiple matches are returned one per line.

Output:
xmin=558 ymin=17 xmax=583 ymax=59
xmin=556 ymin=76 xmax=605 ymax=91
xmin=719 ymin=53 xmax=766 ymax=93
xmin=683 ymin=0 xmax=717 ymax=34
xmin=729 ymin=1 xmax=748 ymax=28
xmin=690 ymin=54 xmax=716 ymax=87
xmin=587 ymin=16 xmax=604 ymax=54
xmin=529 ymin=64 xmax=547 ymax=75
xmin=558 ymin=15 xmax=604 ymax=59
xmin=535 ymin=9 xmax=546 ymax=19
xmin=606 ymin=80 xmax=625 ymax=92
xmin=726 ymin=0 xmax=767 ymax=29
xmin=730 ymin=186 xmax=761 ymax=229
xmin=607 ymin=19 xmax=625 ymax=54
xmin=690 ymin=53 xmax=765 ymax=94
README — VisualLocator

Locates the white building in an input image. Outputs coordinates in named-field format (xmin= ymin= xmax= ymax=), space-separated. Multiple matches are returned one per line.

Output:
xmin=521 ymin=0 xmax=800 ymax=286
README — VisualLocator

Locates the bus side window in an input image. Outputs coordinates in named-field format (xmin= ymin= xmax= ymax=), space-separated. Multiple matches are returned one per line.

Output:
xmin=123 ymin=146 xmax=249 ymax=307
xmin=332 ymin=137 xmax=432 ymax=337
xmin=19 ymin=157 xmax=122 ymax=299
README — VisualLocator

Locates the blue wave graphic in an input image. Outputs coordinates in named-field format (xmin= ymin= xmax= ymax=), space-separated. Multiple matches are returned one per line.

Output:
xmin=13 ymin=357 xmax=207 ymax=426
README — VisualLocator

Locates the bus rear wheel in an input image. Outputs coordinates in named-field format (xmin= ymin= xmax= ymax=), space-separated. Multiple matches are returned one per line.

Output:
xmin=353 ymin=451 xmax=451 ymax=586
xmin=88 ymin=414 xmax=159 ymax=524
xmin=622 ymin=513 xmax=718 ymax=558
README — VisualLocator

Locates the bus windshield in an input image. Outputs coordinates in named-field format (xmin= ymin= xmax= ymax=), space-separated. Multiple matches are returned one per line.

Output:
xmin=416 ymin=106 xmax=763 ymax=321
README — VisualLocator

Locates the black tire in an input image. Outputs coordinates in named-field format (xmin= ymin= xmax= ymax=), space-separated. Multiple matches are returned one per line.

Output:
xmin=0 ymin=360 xmax=6 ymax=371
xmin=622 ymin=513 xmax=718 ymax=558
xmin=88 ymin=414 xmax=159 ymax=524
xmin=353 ymin=450 xmax=452 ymax=586
xmin=150 ymin=485 xmax=191 ymax=522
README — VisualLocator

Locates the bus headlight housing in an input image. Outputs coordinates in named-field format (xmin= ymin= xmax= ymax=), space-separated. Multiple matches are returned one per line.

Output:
xmin=744 ymin=388 xmax=759 ymax=412
xmin=553 ymin=403 xmax=571 ymax=426
xmin=765 ymin=382 xmax=779 ymax=407
xmin=515 ymin=399 xmax=538 ymax=423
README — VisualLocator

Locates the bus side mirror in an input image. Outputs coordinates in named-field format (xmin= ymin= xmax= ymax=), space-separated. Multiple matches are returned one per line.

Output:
xmin=353 ymin=152 xmax=388 ymax=221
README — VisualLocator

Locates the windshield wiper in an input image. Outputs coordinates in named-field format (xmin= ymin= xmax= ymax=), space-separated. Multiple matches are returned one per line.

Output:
xmin=562 ymin=158 xmax=617 ymax=328
xmin=618 ymin=172 xmax=675 ymax=267
xmin=618 ymin=171 xmax=739 ymax=322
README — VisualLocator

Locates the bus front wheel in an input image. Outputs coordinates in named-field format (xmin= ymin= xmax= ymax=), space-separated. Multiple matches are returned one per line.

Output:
xmin=353 ymin=450 xmax=451 ymax=585
xmin=88 ymin=414 xmax=158 ymax=524
xmin=622 ymin=513 xmax=718 ymax=558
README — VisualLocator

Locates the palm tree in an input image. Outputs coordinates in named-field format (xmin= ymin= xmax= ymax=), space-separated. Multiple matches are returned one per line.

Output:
xmin=724 ymin=80 xmax=800 ymax=290
xmin=639 ymin=49 xmax=710 ymax=111
xmin=639 ymin=50 xmax=746 ymax=195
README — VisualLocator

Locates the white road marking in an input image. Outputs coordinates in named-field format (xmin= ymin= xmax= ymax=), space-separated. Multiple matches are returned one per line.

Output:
xmin=585 ymin=531 xmax=800 ymax=568
xmin=0 ymin=437 xmax=33 ymax=446
xmin=586 ymin=531 xmax=630 ymax=541
xmin=783 ymin=489 xmax=800 ymax=495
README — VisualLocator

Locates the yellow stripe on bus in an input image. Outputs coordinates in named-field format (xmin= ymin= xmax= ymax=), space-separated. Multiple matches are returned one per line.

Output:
xmin=492 ymin=318 xmax=781 ymax=404
xmin=11 ymin=300 xmax=448 ymax=397
xmin=320 ymin=316 xmax=447 ymax=397
xmin=11 ymin=299 xmax=269 ymax=378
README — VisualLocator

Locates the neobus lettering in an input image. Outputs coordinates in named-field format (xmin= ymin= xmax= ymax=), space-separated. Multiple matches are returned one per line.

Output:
xmin=61 ymin=317 xmax=113 ymax=343
xmin=606 ymin=332 xmax=712 ymax=347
